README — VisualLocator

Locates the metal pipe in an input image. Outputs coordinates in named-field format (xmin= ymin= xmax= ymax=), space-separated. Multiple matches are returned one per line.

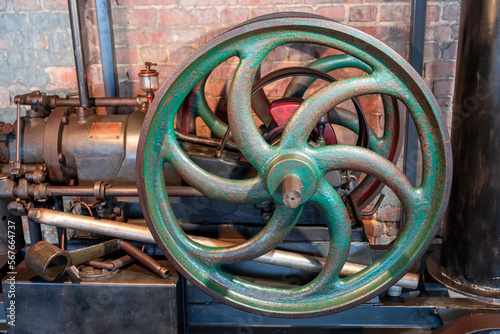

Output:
xmin=119 ymin=241 xmax=169 ymax=278
xmin=14 ymin=102 xmax=21 ymax=168
xmin=96 ymin=0 xmax=119 ymax=114
xmin=28 ymin=208 xmax=419 ymax=289
xmin=430 ymin=0 xmax=500 ymax=302
xmin=68 ymin=0 xmax=90 ymax=108
xmin=55 ymin=97 xmax=142 ymax=108
xmin=43 ymin=185 xmax=204 ymax=197
xmin=87 ymin=255 xmax=135 ymax=270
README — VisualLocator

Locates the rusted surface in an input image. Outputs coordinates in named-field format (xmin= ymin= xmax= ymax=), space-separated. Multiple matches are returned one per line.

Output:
xmin=432 ymin=313 xmax=500 ymax=334
xmin=137 ymin=13 xmax=452 ymax=318
xmin=89 ymin=122 xmax=122 ymax=140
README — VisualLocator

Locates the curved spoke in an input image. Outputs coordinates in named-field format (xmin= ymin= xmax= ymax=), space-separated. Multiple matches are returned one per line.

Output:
xmin=308 ymin=181 xmax=351 ymax=290
xmin=192 ymin=77 xmax=228 ymax=138
xmin=279 ymin=73 xmax=391 ymax=151
xmin=183 ymin=204 xmax=302 ymax=266
xmin=161 ymin=129 xmax=271 ymax=204
xmin=310 ymin=145 xmax=421 ymax=215
xmin=228 ymin=49 xmax=277 ymax=173
xmin=284 ymin=54 xmax=373 ymax=98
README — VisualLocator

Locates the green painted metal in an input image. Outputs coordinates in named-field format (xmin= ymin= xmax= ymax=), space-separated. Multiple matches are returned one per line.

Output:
xmin=284 ymin=55 xmax=401 ymax=208
xmin=137 ymin=15 xmax=452 ymax=318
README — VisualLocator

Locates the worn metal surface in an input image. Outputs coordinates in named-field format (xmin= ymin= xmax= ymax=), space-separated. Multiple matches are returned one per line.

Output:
xmin=137 ymin=14 xmax=452 ymax=317
xmin=26 ymin=208 xmax=416 ymax=287
xmin=119 ymin=241 xmax=169 ymax=278
xmin=3 ymin=260 xmax=183 ymax=334
xmin=285 ymin=55 xmax=401 ymax=208
xmin=25 ymin=239 xmax=121 ymax=281
xmin=438 ymin=0 xmax=500 ymax=300
xmin=96 ymin=0 xmax=119 ymax=114
xmin=68 ymin=0 xmax=90 ymax=108
xmin=431 ymin=313 xmax=500 ymax=334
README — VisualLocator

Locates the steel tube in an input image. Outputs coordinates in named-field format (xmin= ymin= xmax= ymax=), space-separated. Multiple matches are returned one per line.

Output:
xmin=28 ymin=209 xmax=419 ymax=289
xmin=68 ymin=0 xmax=90 ymax=108
xmin=55 ymin=97 xmax=142 ymax=108
xmin=44 ymin=185 xmax=204 ymax=197
xmin=433 ymin=0 xmax=500 ymax=301
xmin=15 ymin=102 xmax=21 ymax=167
xmin=119 ymin=241 xmax=169 ymax=278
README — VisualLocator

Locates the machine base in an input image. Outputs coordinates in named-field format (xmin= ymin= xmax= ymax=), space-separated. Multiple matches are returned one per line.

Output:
xmin=2 ymin=260 xmax=184 ymax=334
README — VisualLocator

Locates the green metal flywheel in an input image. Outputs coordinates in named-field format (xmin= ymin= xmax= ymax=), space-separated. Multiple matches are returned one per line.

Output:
xmin=137 ymin=14 xmax=452 ymax=318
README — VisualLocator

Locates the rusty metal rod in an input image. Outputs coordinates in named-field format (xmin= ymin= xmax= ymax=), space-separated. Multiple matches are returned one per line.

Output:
xmin=27 ymin=208 xmax=419 ymax=289
xmin=87 ymin=254 xmax=135 ymax=270
xmin=119 ymin=241 xmax=169 ymax=278
xmin=14 ymin=102 xmax=21 ymax=168
xmin=43 ymin=185 xmax=203 ymax=197
xmin=55 ymin=97 xmax=144 ymax=108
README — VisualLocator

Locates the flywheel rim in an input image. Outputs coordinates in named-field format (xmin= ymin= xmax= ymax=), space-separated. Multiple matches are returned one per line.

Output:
xmin=137 ymin=15 xmax=452 ymax=318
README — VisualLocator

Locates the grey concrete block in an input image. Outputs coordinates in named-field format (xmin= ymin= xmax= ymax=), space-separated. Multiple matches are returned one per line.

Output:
xmin=49 ymin=31 xmax=73 ymax=50
xmin=0 ymin=14 xmax=28 ymax=32
xmin=36 ymin=49 xmax=74 ymax=67
xmin=29 ymin=13 xmax=70 ymax=31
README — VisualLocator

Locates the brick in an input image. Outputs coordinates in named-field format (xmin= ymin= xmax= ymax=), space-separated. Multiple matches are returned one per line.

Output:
xmin=349 ymin=5 xmax=377 ymax=22
xmin=13 ymin=0 xmax=40 ymax=11
xmin=180 ymin=0 xmax=237 ymax=5
xmin=114 ymin=29 xmax=147 ymax=46
xmin=139 ymin=46 xmax=167 ymax=63
xmin=283 ymin=7 xmax=314 ymax=14
xmin=221 ymin=8 xmax=249 ymax=25
xmin=434 ymin=25 xmax=452 ymax=42
xmin=49 ymin=31 xmax=72 ymax=50
xmin=442 ymin=42 xmax=458 ymax=59
xmin=243 ymin=0 xmax=300 ymax=4
xmin=116 ymin=47 xmax=138 ymax=64
xmin=210 ymin=64 xmax=237 ymax=80
xmin=378 ymin=207 xmax=401 ymax=222
xmin=0 ymin=14 xmax=27 ymax=32
xmin=436 ymin=96 xmax=452 ymax=111
xmin=250 ymin=8 xmax=275 ymax=18
xmin=159 ymin=9 xmax=187 ymax=26
xmin=0 ymin=89 xmax=10 ymax=107
xmin=288 ymin=43 xmax=316 ymax=61
xmin=0 ymin=0 xmax=6 ymax=10
xmin=305 ymin=0 xmax=342 ymax=3
xmin=30 ymin=13 xmax=70 ymax=30
xmin=7 ymin=50 xmax=34 ymax=68
xmin=358 ymin=26 xmax=388 ymax=41
xmin=36 ymin=49 xmax=74 ymax=67
xmin=112 ymin=8 xmax=128 ymax=26
xmin=424 ymin=43 xmax=440 ymax=60
xmin=190 ymin=8 xmax=217 ymax=25
xmin=380 ymin=5 xmax=410 ymax=22
xmin=87 ymin=64 xmax=103 ymax=84
xmin=43 ymin=0 xmax=67 ymax=11
xmin=451 ymin=24 xmax=460 ymax=39
xmin=149 ymin=28 xmax=206 ymax=45
xmin=433 ymin=79 xmax=455 ymax=95
xmin=427 ymin=5 xmax=441 ymax=22
xmin=443 ymin=4 xmax=460 ymax=21
xmin=317 ymin=6 xmax=345 ymax=22
xmin=130 ymin=9 xmax=157 ymax=27
xmin=118 ymin=0 xmax=175 ymax=5
xmin=47 ymin=67 xmax=77 ymax=89
xmin=425 ymin=26 xmax=434 ymax=41
xmin=170 ymin=46 xmax=196 ymax=63
xmin=266 ymin=46 xmax=287 ymax=61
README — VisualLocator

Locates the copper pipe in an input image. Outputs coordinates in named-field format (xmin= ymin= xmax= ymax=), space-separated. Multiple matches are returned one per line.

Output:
xmin=55 ymin=97 xmax=144 ymax=108
xmin=44 ymin=185 xmax=204 ymax=197
xmin=119 ymin=241 xmax=169 ymax=278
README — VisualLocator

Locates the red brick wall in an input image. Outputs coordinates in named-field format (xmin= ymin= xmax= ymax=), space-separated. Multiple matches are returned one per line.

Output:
xmin=0 ymin=0 xmax=460 ymax=243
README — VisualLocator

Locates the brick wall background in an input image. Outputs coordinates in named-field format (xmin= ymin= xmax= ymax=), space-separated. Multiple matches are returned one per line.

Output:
xmin=0 ymin=0 xmax=460 ymax=244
